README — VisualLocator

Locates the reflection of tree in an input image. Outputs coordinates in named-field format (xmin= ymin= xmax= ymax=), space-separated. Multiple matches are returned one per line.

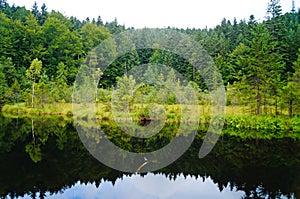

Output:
xmin=0 ymin=116 xmax=299 ymax=198
xmin=25 ymin=142 xmax=41 ymax=163
xmin=0 ymin=116 xmax=74 ymax=164
xmin=24 ymin=119 xmax=44 ymax=163
xmin=241 ymin=185 xmax=271 ymax=199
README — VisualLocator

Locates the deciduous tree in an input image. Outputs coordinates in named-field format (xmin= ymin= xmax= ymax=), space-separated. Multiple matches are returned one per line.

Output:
xmin=26 ymin=58 xmax=42 ymax=108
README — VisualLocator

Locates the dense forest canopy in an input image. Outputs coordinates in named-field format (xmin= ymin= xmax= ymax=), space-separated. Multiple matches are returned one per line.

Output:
xmin=0 ymin=0 xmax=300 ymax=116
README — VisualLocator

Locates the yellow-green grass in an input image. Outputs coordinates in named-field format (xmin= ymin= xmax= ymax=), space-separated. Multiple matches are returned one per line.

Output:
xmin=1 ymin=102 xmax=290 ymax=120
xmin=225 ymin=105 xmax=290 ymax=116
xmin=2 ymin=103 xmax=73 ymax=116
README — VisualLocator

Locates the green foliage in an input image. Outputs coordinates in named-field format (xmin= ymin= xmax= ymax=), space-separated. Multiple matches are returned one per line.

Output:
xmin=224 ymin=115 xmax=300 ymax=139
xmin=25 ymin=142 xmax=42 ymax=163
xmin=0 ymin=68 xmax=8 ymax=105
xmin=6 ymin=79 xmax=22 ymax=103
xmin=281 ymin=68 xmax=300 ymax=116
xmin=52 ymin=62 xmax=71 ymax=102
xmin=26 ymin=58 xmax=42 ymax=80
xmin=112 ymin=75 xmax=136 ymax=109
xmin=0 ymin=0 xmax=300 ymax=118
xmin=26 ymin=58 xmax=42 ymax=108
xmin=80 ymin=22 xmax=111 ymax=53
xmin=229 ymin=23 xmax=285 ymax=114
xmin=42 ymin=15 xmax=83 ymax=81
xmin=0 ymin=57 xmax=18 ymax=86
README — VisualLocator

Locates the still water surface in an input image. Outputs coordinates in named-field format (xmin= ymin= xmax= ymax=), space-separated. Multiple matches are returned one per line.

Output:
xmin=29 ymin=174 xmax=244 ymax=199
xmin=0 ymin=115 xmax=299 ymax=199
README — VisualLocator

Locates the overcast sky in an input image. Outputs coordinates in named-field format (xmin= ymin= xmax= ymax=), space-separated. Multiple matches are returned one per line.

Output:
xmin=6 ymin=0 xmax=299 ymax=29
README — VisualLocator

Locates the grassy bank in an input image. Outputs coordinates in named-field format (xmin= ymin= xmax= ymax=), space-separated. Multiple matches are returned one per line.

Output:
xmin=1 ymin=102 xmax=251 ymax=117
xmin=1 ymin=103 xmax=74 ymax=116
xmin=2 ymin=102 xmax=210 ymax=121
xmin=2 ymin=103 xmax=300 ymax=139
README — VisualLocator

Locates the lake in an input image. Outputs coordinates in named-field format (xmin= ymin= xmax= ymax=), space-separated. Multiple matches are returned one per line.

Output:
xmin=0 ymin=114 xmax=299 ymax=199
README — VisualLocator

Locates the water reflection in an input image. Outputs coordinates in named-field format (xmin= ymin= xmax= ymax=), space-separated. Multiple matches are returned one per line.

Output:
xmin=44 ymin=174 xmax=244 ymax=199
xmin=0 ymin=114 xmax=299 ymax=199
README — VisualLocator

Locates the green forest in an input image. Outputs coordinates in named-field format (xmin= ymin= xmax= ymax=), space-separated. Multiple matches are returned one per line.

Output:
xmin=1 ymin=0 xmax=300 ymax=118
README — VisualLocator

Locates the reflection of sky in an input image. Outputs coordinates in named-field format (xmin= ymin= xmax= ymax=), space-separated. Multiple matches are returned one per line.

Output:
xmin=23 ymin=173 xmax=244 ymax=199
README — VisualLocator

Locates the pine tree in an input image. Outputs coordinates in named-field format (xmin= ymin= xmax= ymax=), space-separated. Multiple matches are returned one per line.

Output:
xmin=112 ymin=75 xmax=136 ymax=109
xmin=53 ymin=62 xmax=69 ymax=102
xmin=266 ymin=0 xmax=285 ymax=51
xmin=0 ymin=0 xmax=8 ymax=10
xmin=267 ymin=0 xmax=282 ymax=19
xmin=96 ymin=16 xmax=103 ymax=26
xmin=38 ymin=3 xmax=48 ymax=25
xmin=234 ymin=24 xmax=284 ymax=114
xmin=35 ymin=72 xmax=50 ymax=107
xmin=31 ymin=1 xmax=39 ymax=18
xmin=291 ymin=0 xmax=296 ymax=13
xmin=9 ymin=79 xmax=21 ymax=103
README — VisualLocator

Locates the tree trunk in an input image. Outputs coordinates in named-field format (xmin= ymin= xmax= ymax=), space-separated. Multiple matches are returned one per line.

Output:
xmin=32 ymin=81 xmax=35 ymax=108
xmin=31 ymin=119 xmax=35 ymax=142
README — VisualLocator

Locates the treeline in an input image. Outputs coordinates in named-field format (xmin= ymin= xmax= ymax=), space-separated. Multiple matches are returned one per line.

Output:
xmin=0 ymin=0 xmax=122 ymax=106
xmin=0 ymin=0 xmax=300 ymax=116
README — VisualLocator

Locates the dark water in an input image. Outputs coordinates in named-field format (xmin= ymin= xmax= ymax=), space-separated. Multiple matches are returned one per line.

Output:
xmin=0 ymin=115 xmax=300 ymax=199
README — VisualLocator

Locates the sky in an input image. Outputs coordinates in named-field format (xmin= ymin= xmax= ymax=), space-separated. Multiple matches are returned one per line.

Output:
xmin=6 ymin=0 xmax=299 ymax=29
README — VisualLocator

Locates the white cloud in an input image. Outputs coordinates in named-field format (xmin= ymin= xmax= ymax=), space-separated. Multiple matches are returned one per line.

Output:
xmin=6 ymin=0 xmax=298 ymax=28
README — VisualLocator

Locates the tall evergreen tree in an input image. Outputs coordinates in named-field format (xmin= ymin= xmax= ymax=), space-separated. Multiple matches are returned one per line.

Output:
xmin=291 ymin=0 xmax=296 ymax=13
xmin=266 ymin=0 xmax=282 ymax=19
xmin=38 ymin=3 xmax=47 ymax=25
xmin=52 ymin=62 xmax=69 ymax=102
xmin=233 ymin=24 xmax=284 ymax=114
xmin=9 ymin=79 xmax=21 ymax=104
xmin=31 ymin=1 xmax=39 ymax=18
xmin=0 ymin=0 xmax=8 ymax=10
xmin=96 ymin=16 xmax=103 ymax=26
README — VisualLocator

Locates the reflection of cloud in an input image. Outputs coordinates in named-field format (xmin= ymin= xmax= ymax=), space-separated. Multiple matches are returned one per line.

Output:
xmin=122 ymin=174 xmax=243 ymax=199
xmin=42 ymin=174 xmax=244 ymax=199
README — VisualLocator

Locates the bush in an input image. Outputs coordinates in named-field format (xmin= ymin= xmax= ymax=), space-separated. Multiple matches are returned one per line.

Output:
xmin=66 ymin=110 xmax=73 ymax=117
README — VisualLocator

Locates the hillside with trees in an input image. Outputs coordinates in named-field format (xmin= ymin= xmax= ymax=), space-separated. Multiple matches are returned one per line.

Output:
xmin=0 ymin=0 xmax=300 ymax=116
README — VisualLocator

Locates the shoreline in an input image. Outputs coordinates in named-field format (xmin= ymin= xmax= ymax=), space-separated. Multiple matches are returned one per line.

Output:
xmin=1 ymin=103 xmax=300 ymax=140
